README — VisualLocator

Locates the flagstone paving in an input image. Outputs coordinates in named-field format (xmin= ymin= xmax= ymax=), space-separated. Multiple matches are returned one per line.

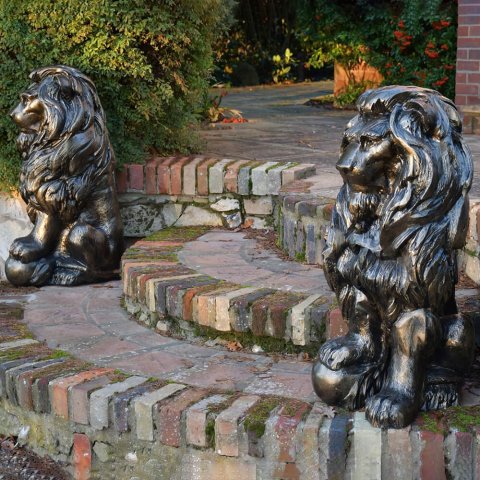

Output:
xmin=202 ymin=81 xmax=480 ymax=197
xmin=21 ymin=280 xmax=318 ymax=403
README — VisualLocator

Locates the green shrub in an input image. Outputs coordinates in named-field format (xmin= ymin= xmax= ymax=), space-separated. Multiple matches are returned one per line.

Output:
xmin=298 ymin=0 xmax=457 ymax=103
xmin=0 ymin=0 xmax=233 ymax=191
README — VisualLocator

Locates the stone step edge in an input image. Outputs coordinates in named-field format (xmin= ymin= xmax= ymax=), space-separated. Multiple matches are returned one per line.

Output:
xmin=0 ymin=341 xmax=476 ymax=480
xmin=121 ymin=239 xmax=338 ymax=347
xmin=116 ymin=155 xmax=316 ymax=196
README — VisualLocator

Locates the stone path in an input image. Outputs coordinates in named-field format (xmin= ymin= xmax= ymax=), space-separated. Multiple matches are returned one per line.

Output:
xmin=178 ymin=231 xmax=332 ymax=295
xmin=22 ymin=281 xmax=316 ymax=403
xmin=202 ymin=82 xmax=480 ymax=197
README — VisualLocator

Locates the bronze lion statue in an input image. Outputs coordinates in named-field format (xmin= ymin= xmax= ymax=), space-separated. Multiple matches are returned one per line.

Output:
xmin=5 ymin=65 xmax=124 ymax=286
xmin=312 ymin=85 xmax=475 ymax=428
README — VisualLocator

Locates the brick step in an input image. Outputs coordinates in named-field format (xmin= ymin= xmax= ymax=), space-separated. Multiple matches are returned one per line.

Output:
xmin=122 ymin=228 xmax=340 ymax=347
xmin=0 ymin=335 xmax=476 ymax=479
xmin=115 ymin=156 xmax=316 ymax=237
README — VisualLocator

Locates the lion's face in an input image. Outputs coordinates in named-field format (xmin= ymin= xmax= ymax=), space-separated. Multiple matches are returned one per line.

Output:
xmin=337 ymin=116 xmax=395 ymax=194
xmin=10 ymin=88 xmax=45 ymax=134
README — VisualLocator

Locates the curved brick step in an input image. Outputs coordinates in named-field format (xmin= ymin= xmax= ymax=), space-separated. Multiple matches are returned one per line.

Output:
xmin=122 ymin=227 xmax=339 ymax=348
xmin=115 ymin=155 xmax=316 ymax=236
xmin=0 ymin=280 xmax=478 ymax=478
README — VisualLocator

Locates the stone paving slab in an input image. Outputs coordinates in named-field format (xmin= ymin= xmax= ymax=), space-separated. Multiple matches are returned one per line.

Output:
xmin=201 ymin=81 xmax=480 ymax=198
xmin=178 ymin=231 xmax=332 ymax=296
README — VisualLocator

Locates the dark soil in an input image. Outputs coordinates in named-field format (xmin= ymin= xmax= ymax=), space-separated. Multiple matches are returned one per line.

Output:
xmin=0 ymin=436 xmax=70 ymax=479
xmin=0 ymin=282 xmax=38 ymax=296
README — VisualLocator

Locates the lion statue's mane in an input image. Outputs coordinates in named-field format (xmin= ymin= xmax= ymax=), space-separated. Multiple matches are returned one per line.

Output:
xmin=6 ymin=65 xmax=123 ymax=286
xmin=325 ymin=86 xmax=472 ymax=324
xmin=18 ymin=66 xmax=113 ymax=222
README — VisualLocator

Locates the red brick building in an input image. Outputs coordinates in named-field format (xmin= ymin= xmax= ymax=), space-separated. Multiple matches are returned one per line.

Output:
xmin=456 ymin=0 xmax=480 ymax=133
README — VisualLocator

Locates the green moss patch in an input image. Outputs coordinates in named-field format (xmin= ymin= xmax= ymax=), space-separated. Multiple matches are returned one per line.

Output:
xmin=420 ymin=405 xmax=480 ymax=434
xmin=144 ymin=226 xmax=211 ymax=243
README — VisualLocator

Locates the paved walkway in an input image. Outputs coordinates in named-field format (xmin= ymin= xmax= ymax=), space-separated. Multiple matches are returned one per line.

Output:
xmin=12 ymin=229 xmax=479 ymax=408
xmin=202 ymin=82 xmax=480 ymax=197
xmin=178 ymin=231 xmax=332 ymax=295
xmin=21 ymin=280 xmax=316 ymax=403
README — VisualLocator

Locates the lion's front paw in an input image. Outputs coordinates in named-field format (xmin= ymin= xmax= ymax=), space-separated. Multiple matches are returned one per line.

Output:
xmin=318 ymin=335 xmax=370 ymax=370
xmin=9 ymin=237 xmax=47 ymax=263
xmin=365 ymin=390 xmax=418 ymax=429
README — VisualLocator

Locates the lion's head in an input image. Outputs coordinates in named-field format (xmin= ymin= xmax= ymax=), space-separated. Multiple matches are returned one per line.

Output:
xmin=10 ymin=65 xmax=115 ymax=221
xmin=324 ymin=85 xmax=473 ymax=316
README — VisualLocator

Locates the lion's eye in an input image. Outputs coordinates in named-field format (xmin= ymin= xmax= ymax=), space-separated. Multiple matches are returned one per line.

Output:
xmin=20 ymin=93 xmax=35 ymax=104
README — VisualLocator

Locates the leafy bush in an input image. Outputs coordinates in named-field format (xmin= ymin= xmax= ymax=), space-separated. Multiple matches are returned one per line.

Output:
xmin=298 ymin=0 xmax=457 ymax=102
xmin=0 ymin=0 xmax=233 ymax=191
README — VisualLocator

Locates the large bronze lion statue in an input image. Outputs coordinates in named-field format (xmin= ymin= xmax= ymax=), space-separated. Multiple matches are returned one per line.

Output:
xmin=312 ymin=85 xmax=475 ymax=428
xmin=5 ymin=65 xmax=124 ymax=286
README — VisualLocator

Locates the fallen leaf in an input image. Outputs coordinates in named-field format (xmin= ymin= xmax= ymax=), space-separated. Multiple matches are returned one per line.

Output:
xmin=226 ymin=340 xmax=243 ymax=351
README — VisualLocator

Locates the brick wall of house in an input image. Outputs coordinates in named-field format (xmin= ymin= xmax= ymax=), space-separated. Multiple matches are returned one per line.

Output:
xmin=456 ymin=0 xmax=480 ymax=133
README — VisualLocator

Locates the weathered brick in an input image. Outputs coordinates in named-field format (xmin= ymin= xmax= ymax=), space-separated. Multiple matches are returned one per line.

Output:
xmin=145 ymin=158 xmax=160 ymax=194
xmin=183 ymin=283 xmax=223 ymax=322
xmin=134 ymin=383 xmax=186 ymax=441
xmin=418 ymin=430 xmax=446 ymax=480
xmin=183 ymin=156 xmax=206 ymax=195
xmin=215 ymin=287 xmax=258 ymax=331
xmin=347 ymin=412 xmax=382 ymax=479
xmin=230 ymin=289 xmax=275 ymax=332
xmin=33 ymin=368 xmax=83 ymax=414
xmin=115 ymin=168 xmax=128 ymax=193
xmin=224 ymin=159 xmax=250 ymax=193
xmin=282 ymin=164 xmax=316 ymax=184
xmin=327 ymin=308 xmax=349 ymax=339
xmin=49 ymin=369 xmax=113 ymax=419
xmin=275 ymin=402 xmax=310 ymax=463
xmin=157 ymin=388 xmax=207 ymax=447
xmin=90 ymin=376 xmax=147 ymax=430
xmin=157 ymin=157 xmax=177 ymax=194
xmin=73 ymin=433 xmax=91 ymax=480
xmin=11 ymin=358 xmax=66 ymax=409
xmin=382 ymin=427 xmax=413 ymax=479
xmin=128 ymin=164 xmax=144 ymax=191
xmin=267 ymin=163 xmax=290 ymax=194
xmin=209 ymin=158 xmax=234 ymax=194
xmin=215 ymin=395 xmax=260 ymax=457
xmin=445 ymin=430 xmax=474 ymax=480
xmin=154 ymin=273 xmax=203 ymax=314
xmin=318 ymin=415 xmax=349 ymax=480
xmin=112 ymin=381 xmax=165 ymax=433
xmin=70 ymin=375 xmax=112 ymax=425
xmin=252 ymin=162 xmax=278 ymax=196
xmin=297 ymin=403 xmax=325 ymax=480
xmin=170 ymin=156 xmax=192 ymax=195
xmin=165 ymin=277 xmax=217 ymax=319
xmin=238 ymin=164 xmax=255 ymax=195
xmin=186 ymin=394 xmax=229 ymax=447
xmin=197 ymin=157 xmax=219 ymax=195
xmin=0 ymin=338 xmax=38 ymax=351
xmin=290 ymin=294 xmax=322 ymax=346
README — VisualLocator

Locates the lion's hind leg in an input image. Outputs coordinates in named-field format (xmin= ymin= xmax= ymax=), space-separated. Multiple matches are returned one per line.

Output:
xmin=366 ymin=309 xmax=442 ymax=428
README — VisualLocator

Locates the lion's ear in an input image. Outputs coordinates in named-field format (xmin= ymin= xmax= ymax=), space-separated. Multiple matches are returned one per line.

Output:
xmin=54 ymin=76 xmax=75 ymax=101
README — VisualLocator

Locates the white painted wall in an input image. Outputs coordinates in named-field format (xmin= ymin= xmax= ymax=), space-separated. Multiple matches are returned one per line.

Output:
xmin=0 ymin=193 xmax=31 ymax=280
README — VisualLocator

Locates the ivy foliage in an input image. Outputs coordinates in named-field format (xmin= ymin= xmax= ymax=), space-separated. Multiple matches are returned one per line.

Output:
xmin=0 ymin=0 xmax=233 ymax=191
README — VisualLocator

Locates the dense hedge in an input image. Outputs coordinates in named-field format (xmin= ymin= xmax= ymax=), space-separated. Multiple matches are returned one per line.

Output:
xmin=0 ymin=0 xmax=233 ymax=191
xmin=298 ymin=0 xmax=457 ymax=99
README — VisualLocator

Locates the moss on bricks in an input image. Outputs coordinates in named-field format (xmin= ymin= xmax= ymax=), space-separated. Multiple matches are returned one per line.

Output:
xmin=145 ymin=226 xmax=211 ymax=243
xmin=244 ymin=397 xmax=282 ymax=438
xmin=191 ymin=322 xmax=320 ymax=357
xmin=420 ymin=405 xmax=480 ymax=435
